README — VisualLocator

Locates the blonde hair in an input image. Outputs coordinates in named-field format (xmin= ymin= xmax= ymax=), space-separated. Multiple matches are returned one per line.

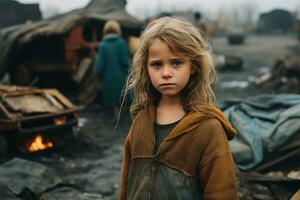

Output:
xmin=103 ymin=20 xmax=122 ymax=36
xmin=123 ymin=17 xmax=216 ymax=117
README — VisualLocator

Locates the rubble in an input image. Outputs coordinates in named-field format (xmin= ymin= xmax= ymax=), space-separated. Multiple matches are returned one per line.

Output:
xmin=255 ymin=55 xmax=300 ymax=94
xmin=214 ymin=54 xmax=244 ymax=71
xmin=0 ymin=158 xmax=105 ymax=200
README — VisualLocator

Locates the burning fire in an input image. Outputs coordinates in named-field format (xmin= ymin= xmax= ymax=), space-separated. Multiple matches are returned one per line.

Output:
xmin=54 ymin=116 xmax=66 ymax=126
xmin=28 ymin=135 xmax=54 ymax=152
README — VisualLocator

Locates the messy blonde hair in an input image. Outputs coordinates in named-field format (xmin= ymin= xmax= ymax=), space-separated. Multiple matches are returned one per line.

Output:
xmin=103 ymin=20 xmax=122 ymax=36
xmin=123 ymin=17 xmax=216 ymax=117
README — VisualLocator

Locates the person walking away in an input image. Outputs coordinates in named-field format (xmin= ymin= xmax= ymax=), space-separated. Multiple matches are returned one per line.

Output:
xmin=94 ymin=20 xmax=130 ymax=117
xmin=119 ymin=17 xmax=237 ymax=199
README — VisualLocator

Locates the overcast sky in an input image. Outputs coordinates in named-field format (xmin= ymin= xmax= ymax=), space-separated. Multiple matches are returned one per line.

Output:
xmin=18 ymin=0 xmax=300 ymax=19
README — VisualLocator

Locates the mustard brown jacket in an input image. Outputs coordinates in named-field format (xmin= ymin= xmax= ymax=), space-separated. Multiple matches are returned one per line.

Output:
xmin=119 ymin=104 xmax=237 ymax=200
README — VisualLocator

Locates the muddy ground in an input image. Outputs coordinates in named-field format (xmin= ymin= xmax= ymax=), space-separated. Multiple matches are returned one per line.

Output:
xmin=213 ymin=34 xmax=299 ymax=102
xmin=1 ymin=34 xmax=299 ymax=199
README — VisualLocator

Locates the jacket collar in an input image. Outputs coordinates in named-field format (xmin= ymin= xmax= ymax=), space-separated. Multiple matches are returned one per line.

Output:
xmin=145 ymin=104 xmax=236 ymax=141
xmin=103 ymin=33 xmax=119 ymax=40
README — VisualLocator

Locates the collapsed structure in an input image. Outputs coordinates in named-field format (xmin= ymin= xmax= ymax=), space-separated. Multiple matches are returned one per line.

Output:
xmin=0 ymin=0 xmax=143 ymax=104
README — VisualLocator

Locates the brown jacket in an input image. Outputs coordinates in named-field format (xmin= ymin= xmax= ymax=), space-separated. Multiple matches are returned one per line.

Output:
xmin=119 ymin=104 xmax=237 ymax=200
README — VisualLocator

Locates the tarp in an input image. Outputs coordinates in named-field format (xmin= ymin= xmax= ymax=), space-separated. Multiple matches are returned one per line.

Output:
xmin=219 ymin=94 xmax=300 ymax=170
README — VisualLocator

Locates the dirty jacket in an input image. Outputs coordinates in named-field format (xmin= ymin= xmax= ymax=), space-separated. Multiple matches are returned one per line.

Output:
xmin=119 ymin=104 xmax=237 ymax=200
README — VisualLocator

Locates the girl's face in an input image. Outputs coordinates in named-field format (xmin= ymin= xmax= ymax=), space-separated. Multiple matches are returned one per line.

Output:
xmin=147 ymin=39 xmax=192 ymax=100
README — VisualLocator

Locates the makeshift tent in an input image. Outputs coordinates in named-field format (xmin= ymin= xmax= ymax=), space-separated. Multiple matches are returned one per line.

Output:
xmin=0 ymin=0 xmax=143 ymax=80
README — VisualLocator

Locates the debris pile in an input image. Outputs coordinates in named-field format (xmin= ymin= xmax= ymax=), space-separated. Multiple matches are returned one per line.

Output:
xmin=0 ymin=84 xmax=78 ymax=156
xmin=255 ymin=55 xmax=300 ymax=94
xmin=221 ymin=94 xmax=300 ymax=199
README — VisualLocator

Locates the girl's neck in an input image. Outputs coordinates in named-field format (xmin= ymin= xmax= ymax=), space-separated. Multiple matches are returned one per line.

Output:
xmin=158 ymin=95 xmax=182 ymax=110
xmin=156 ymin=96 xmax=186 ymax=125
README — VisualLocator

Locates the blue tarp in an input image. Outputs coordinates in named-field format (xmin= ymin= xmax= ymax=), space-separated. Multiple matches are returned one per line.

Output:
xmin=219 ymin=94 xmax=300 ymax=170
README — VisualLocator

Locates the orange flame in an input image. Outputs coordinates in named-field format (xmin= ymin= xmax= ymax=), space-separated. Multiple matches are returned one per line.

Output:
xmin=28 ymin=135 xmax=54 ymax=152
xmin=54 ymin=116 xmax=66 ymax=126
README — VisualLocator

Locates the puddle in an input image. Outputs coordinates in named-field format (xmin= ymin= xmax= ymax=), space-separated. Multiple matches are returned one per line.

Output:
xmin=221 ymin=81 xmax=249 ymax=88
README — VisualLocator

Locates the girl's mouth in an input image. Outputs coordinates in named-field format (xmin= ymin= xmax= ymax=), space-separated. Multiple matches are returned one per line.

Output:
xmin=160 ymin=83 xmax=176 ymax=87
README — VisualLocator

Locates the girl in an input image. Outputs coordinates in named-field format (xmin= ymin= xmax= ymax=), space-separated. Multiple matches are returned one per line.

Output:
xmin=119 ymin=17 xmax=237 ymax=200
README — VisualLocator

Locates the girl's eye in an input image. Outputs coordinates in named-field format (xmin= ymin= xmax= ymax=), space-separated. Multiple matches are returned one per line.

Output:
xmin=151 ymin=62 xmax=161 ymax=68
xmin=172 ymin=60 xmax=183 ymax=67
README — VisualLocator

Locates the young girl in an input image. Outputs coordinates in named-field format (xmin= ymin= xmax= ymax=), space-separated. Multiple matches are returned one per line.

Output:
xmin=119 ymin=17 xmax=237 ymax=200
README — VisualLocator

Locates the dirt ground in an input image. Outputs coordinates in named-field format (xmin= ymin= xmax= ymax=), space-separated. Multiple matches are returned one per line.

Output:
xmin=1 ymin=34 xmax=299 ymax=199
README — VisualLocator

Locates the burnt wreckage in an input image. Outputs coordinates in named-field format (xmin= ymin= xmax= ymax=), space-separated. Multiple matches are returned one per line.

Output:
xmin=0 ymin=0 xmax=143 ymax=103
xmin=0 ymin=85 xmax=78 ymax=156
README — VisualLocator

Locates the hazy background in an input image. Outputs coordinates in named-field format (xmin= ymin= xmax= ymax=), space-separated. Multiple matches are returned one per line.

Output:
xmin=18 ymin=0 xmax=300 ymax=19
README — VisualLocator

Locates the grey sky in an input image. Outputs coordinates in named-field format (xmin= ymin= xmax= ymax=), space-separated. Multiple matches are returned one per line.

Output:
xmin=18 ymin=0 xmax=300 ymax=19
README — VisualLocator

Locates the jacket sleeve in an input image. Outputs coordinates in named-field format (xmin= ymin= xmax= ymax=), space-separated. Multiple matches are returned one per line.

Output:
xmin=94 ymin=43 xmax=105 ymax=76
xmin=120 ymin=40 xmax=130 ymax=74
xmin=118 ymin=130 xmax=132 ymax=200
xmin=198 ymin=119 xmax=237 ymax=200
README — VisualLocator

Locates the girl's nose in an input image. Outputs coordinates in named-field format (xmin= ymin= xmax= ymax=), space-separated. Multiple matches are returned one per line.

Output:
xmin=162 ymin=66 xmax=172 ymax=79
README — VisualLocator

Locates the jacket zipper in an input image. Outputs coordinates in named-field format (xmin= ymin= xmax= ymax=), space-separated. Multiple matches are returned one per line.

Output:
xmin=146 ymin=108 xmax=158 ymax=200
xmin=147 ymin=107 xmax=172 ymax=199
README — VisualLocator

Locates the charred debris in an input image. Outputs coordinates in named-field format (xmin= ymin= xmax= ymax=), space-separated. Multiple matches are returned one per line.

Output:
xmin=0 ymin=84 xmax=78 ymax=156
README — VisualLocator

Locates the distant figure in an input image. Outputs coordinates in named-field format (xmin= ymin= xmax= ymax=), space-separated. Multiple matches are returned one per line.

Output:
xmin=94 ymin=20 xmax=130 ymax=115
xmin=194 ymin=12 xmax=207 ymax=37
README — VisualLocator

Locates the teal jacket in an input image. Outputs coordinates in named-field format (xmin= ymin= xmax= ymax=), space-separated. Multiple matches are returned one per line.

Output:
xmin=94 ymin=34 xmax=129 ymax=106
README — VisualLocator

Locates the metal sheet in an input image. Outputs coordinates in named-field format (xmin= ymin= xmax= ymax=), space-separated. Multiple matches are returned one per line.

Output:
xmin=5 ymin=94 xmax=64 ymax=114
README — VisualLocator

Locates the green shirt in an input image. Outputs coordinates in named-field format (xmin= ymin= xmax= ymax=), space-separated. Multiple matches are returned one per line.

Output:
xmin=154 ymin=120 xmax=180 ymax=153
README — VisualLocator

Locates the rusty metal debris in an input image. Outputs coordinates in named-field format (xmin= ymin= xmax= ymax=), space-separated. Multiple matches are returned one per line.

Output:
xmin=0 ymin=84 xmax=78 ymax=155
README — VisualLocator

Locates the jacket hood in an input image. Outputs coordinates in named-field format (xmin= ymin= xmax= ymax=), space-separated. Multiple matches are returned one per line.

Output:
xmin=196 ymin=104 xmax=237 ymax=140
xmin=146 ymin=104 xmax=236 ymax=140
